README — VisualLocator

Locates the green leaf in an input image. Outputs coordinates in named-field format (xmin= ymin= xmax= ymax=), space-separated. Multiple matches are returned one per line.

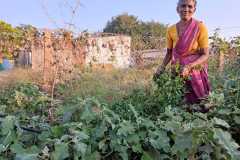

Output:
xmin=38 ymin=131 xmax=51 ymax=141
xmin=132 ymin=144 xmax=143 ymax=153
xmin=140 ymin=118 xmax=155 ymax=129
xmin=94 ymin=121 xmax=107 ymax=139
xmin=80 ymin=102 xmax=96 ymax=123
xmin=159 ymin=154 xmax=170 ymax=160
xmin=117 ymin=121 xmax=135 ymax=136
xmin=149 ymin=138 xmax=160 ymax=150
xmin=129 ymin=104 xmax=139 ymax=120
xmin=119 ymin=151 xmax=128 ymax=160
xmin=51 ymin=126 xmax=65 ymax=137
xmin=198 ymin=144 xmax=214 ymax=155
xmin=217 ymin=109 xmax=232 ymax=115
xmin=0 ymin=144 xmax=6 ymax=153
xmin=198 ymin=153 xmax=212 ymax=160
xmin=127 ymin=134 xmax=140 ymax=144
xmin=15 ymin=154 xmax=38 ymax=160
xmin=104 ymin=114 xmax=116 ymax=129
xmin=1 ymin=116 xmax=15 ymax=135
xmin=149 ymin=130 xmax=170 ymax=152
xmin=141 ymin=151 xmax=154 ymax=160
xmin=28 ymin=146 xmax=40 ymax=154
xmin=3 ymin=130 xmax=16 ymax=146
xmin=84 ymin=151 xmax=101 ymax=160
xmin=214 ymin=129 xmax=240 ymax=160
xmin=98 ymin=139 xmax=107 ymax=150
xmin=52 ymin=142 xmax=69 ymax=160
xmin=172 ymin=132 xmax=192 ymax=155
xmin=233 ymin=116 xmax=240 ymax=125
xmin=213 ymin=118 xmax=230 ymax=128
xmin=164 ymin=120 xmax=181 ymax=132
xmin=117 ymin=146 xmax=129 ymax=160
xmin=10 ymin=143 xmax=26 ymax=154
xmin=76 ymin=131 xmax=89 ymax=140
xmin=74 ymin=142 xmax=87 ymax=156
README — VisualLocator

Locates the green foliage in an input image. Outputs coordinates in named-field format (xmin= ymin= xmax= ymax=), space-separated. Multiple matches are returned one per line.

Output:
xmin=110 ymin=71 xmax=184 ymax=120
xmin=0 ymin=21 xmax=39 ymax=61
xmin=103 ymin=13 xmax=167 ymax=50
xmin=0 ymin=56 xmax=240 ymax=159
xmin=206 ymin=56 xmax=240 ymax=153
xmin=1 ymin=95 xmax=240 ymax=160
xmin=231 ymin=36 xmax=240 ymax=56
xmin=104 ymin=13 xmax=139 ymax=36
xmin=210 ymin=28 xmax=230 ymax=55
xmin=0 ymin=83 xmax=50 ymax=114
xmin=16 ymin=24 xmax=38 ymax=49
xmin=153 ymin=71 xmax=184 ymax=107
xmin=213 ymin=129 xmax=240 ymax=160
xmin=0 ymin=20 xmax=23 ymax=59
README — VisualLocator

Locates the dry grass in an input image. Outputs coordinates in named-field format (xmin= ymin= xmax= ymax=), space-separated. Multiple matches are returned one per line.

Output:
xmin=0 ymin=68 xmax=43 ymax=90
xmin=0 ymin=60 xmax=161 ymax=103
xmin=57 ymin=67 xmax=156 ymax=103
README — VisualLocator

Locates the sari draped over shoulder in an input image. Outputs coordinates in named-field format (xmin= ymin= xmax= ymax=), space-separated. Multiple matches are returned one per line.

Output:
xmin=171 ymin=18 xmax=210 ymax=104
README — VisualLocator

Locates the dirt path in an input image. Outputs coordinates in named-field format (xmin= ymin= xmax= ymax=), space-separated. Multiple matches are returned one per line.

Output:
xmin=0 ymin=71 xmax=11 ymax=83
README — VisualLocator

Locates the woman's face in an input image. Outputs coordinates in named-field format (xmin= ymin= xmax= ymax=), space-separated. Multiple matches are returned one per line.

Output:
xmin=177 ymin=0 xmax=196 ymax=21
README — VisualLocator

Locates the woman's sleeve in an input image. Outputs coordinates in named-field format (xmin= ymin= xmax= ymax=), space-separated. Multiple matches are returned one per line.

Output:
xmin=166 ymin=28 xmax=173 ymax=49
xmin=198 ymin=23 xmax=209 ymax=48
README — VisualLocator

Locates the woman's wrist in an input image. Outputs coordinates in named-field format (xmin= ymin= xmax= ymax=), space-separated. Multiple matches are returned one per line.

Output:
xmin=156 ymin=65 xmax=165 ymax=73
xmin=187 ymin=63 xmax=194 ymax=69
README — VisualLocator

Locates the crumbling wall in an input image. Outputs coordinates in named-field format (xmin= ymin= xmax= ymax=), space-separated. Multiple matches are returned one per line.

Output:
xmin=30 ymin=31 xmax=131 ymax=88
xmin=31 ymin=37 xmax=44 ymax=71
xmin=85 ymin=36 xmax=131 ymax=69
xmin=31 ymin=32 xmax=131 ymax=72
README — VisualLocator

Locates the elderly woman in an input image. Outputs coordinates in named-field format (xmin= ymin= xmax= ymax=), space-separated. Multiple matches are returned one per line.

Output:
xmin=155 ymin=0 xmax=210 ymax=105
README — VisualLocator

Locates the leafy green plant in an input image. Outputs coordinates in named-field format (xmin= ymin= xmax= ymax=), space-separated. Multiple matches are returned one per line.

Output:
xmin=0 ymin=83 xmax=50 ymax=114
xmin=0 ymin=55 xmax=240 ymax=160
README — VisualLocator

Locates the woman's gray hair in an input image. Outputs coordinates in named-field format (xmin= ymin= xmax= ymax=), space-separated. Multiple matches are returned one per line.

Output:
xmin=178 ymin=0 xmax=197 ymax=7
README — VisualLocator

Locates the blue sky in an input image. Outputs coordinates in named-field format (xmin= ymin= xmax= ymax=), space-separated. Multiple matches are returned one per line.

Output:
xmin=1 ymin=0 xmax=240 ymax=38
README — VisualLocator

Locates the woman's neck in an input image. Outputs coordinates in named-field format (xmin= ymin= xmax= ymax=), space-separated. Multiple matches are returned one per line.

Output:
xmin=179 ymin=18 xmax=192 ymax=25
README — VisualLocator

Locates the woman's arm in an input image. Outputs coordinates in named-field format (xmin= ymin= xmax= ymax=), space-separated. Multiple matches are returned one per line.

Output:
xmin=189 ymin=48 xmax=209 ymax=68
xmin=155 ymin=26 xmax=174 ymax=75
xmin=155 ymin=48 xmax=172 ymax=74
xmin=182 ymin=48 xmax=209 ymax=77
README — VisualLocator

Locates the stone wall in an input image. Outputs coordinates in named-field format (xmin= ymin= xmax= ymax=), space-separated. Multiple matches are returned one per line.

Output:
xmin=31 ymin=32 xmax=131 ymax=71
xmin=29 ymin=31 xmax=131 ymax=88
xmin=85 ymin=36 xmax=131 ymax=69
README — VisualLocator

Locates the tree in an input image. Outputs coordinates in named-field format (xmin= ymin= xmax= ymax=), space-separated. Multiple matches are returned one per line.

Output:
xmin=210 ymin=29 xmax=230 ymax=72
xmin=140 ymin=21 xmax=167 ymax=50
xmin=0 ymin=20 xmax=22 ymax=59
xmin=16 ymin=24 xmax=39 ymax=51
xmin=103 ymin=13 xmax=167 ymax=51
xmin=103 ymin=13 xmax=140 ymax=36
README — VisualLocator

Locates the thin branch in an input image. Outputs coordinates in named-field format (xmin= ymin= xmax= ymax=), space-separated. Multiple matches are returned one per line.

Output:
xmin=63 ymin=0 xmax=83 ymax=31
xmin=40 ymin=0 xmax=59 ymax=28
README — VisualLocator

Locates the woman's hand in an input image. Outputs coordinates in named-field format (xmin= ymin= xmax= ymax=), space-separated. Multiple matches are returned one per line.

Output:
xmin=155 ymin=66 xmax=165 ymax=76
xmin=181 ymin=64 xmax=192 ymax=77
xmin=153 ymin=65 xmax=165 ymax=80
